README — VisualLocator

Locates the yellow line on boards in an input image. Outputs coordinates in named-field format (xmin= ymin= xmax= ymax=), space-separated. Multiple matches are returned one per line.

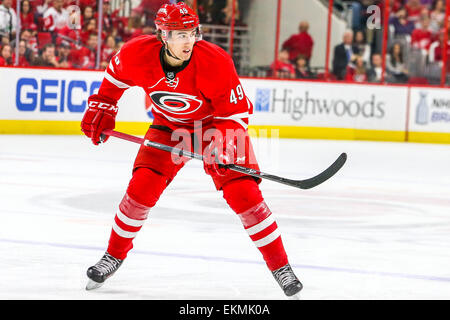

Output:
xmin=0 ymin=120 xmax=152 ymax=135
xmin=407 ymin=131 xmax=450 ymax=144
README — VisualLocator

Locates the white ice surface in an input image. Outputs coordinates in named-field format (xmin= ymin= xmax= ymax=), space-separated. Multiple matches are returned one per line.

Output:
xmin=1 ymin=135 xmax=450 ymax=299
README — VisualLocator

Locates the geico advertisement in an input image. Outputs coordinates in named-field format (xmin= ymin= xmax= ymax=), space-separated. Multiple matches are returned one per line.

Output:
xmin=409 ymin=87 xmax=450 ymax=133
xmin=0 ymin=67 xmax=147 ymax=121
xmin=242 ymin=79 xmax=408 ymax=130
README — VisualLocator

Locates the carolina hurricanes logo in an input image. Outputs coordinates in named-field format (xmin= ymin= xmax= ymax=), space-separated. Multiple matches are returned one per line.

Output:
xmin=149 ymin=91 xmax=203 ymax=115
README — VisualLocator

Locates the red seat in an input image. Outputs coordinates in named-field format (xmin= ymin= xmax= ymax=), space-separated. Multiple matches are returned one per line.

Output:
xmin=408 ymin=77 xmax=429 ymax=85
xmin=37 ymin=32 xmax=53 ymax=49
xmin=316 ymin=72 xmax=336 ymax=80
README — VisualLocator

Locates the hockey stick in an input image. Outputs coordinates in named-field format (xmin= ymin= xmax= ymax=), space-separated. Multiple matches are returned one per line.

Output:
xmin=101 ymin=129 xmax=347 ymax=190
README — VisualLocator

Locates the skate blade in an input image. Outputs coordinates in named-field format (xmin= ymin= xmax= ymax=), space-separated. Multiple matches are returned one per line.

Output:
xmin=86 ymin=279 xmax=104 ymax=291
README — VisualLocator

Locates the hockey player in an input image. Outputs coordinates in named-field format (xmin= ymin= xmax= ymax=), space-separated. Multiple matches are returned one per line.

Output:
xmin=81 ymin=2 xmax=302 ymax=298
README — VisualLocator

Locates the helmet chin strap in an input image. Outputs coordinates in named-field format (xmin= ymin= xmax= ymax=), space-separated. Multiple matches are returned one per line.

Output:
xmin=164 ymin=42 xmax=182 ymax=61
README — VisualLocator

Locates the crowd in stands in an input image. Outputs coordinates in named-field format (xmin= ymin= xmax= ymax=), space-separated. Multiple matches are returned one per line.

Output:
xmin=0 ymin=0 xmax=448 ymax=85
xmin=273 ymin=0 xmax=448 ymax=84
xmin=341 ymin=0 xmax=449 ymax=84
xmin=0 ymin=0 xmax=168 ymax=68
xmin=0 ymin=0 xmax=242 ymax=68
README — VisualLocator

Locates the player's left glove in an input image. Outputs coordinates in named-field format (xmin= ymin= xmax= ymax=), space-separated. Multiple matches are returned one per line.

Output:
xmin=81 ymin=94 xmax=118 ymax=145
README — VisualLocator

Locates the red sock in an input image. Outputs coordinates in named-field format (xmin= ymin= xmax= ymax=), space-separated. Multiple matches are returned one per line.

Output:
xmin=107 ymin=168 xmax=168 ymax=259
xmin=222 ymin=178 xmax=289 ymax=271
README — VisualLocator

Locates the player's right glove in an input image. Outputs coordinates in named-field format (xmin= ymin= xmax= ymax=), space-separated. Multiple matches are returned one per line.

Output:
xmin=203 ymin=133 xmax=235 ymax=176
xmin=203 ymin=121 xmax=247 ymax=177
xmin=81 ymin=94 xmax=118 ymax=145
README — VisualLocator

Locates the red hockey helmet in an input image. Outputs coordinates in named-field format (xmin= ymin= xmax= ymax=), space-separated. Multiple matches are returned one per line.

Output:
xmin=155 ymin=2 xmax=200 ymax=31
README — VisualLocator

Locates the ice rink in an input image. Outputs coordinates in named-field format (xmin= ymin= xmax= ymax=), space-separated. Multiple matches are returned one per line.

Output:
xmin=1 ymin=134 xmax=450 ymax=300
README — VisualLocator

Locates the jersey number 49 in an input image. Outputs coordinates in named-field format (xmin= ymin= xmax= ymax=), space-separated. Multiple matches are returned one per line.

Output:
xmin=230 ymin=84 xmax=244 ymax=104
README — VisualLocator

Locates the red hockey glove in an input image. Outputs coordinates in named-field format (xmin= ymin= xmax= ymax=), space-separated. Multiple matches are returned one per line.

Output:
xmin=203 ymin=120 xmax=249 ymax=177
xmin=203 ymin=133 xmax=236 ymax=177
xmin=81 ymin=94 xmax=118 ymax=145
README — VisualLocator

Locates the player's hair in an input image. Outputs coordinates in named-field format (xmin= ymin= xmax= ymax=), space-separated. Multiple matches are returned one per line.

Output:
xmin=156 ymin=29 xmax=163 ymax=43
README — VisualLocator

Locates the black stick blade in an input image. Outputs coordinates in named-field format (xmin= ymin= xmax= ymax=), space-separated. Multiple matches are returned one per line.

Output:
xmin=292 ymin=152 xmax=347 ymax=189
xmin=225 ymin=153 xmax=347 ymax=190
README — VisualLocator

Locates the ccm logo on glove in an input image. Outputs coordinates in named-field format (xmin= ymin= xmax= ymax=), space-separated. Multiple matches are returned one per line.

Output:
xmin=88 ymin=101 xmax=119 ymax=113
xmin=81 ymin=94 xmax=118 ymax=145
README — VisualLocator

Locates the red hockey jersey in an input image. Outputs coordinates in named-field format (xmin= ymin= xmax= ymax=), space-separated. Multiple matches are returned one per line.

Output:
xmin=97 ymin=35 xmax=253 ymax=132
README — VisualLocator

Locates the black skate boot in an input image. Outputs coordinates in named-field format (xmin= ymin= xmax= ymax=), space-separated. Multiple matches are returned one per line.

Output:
xmin=86 ymin=252 xmax=123 ymax=290
xmin=272 ymin=263 xmax=303 ymax=299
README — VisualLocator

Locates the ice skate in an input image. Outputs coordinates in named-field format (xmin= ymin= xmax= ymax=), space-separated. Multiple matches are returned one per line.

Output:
xmin=272 ymin=263 xmax=303 ymax=299
xmin=86 ymin=252 xmax=123 ymax=290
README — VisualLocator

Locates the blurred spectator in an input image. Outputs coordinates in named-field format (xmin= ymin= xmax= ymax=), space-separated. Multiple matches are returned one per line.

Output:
xmin=415 ymin=7 xmax=436 ymax=30
xmin=420 ymin=0 xmax=434 ymax=8
xmin=12 ymin=39 xmax=31 ymax=66
xmin=116 ymin=40 xmax=124 ymax=51
xmin=71 ymin=32 xmax=97 ymax=69
xmin=411 ymin=16 xmax=434 ymax=50
xmin=20 ymin=28 xmax=37 ymax=56
xmin=16 ymin=32 xmax=35 ymax=61
xmin=364 ymin=0 xmax=384 ymax=55
xmin=386 ymin=42 xmax=409 ymax=83
xmin=270 ymin=48 xmax=295 ymax=79
xmin=389 ymin=7 xmax=416 ymax=36
xmin=33 ymin=42 xmax=59 ymax=67
xmin=0 ymin=42 xmax=12 ymax=65
xmin=391 ymin=0 xmax=405 ymax=13
xmin=430 ymin=0 xmax=446 ymax=27
xmin=1 ymin=33 xmax=8 ymax=45
xmin=114 ymin=18 xmax=129 ymax=43
xmin=282 ymin=21 xmax=314 ymax=64
xmin=0 ymin=0 xmax=17 ymax=39
xmin=430 ymin=29 xmax=450 ymax=67
xmin=222 ymin=0 xmax=240 ymax=25
xmin=100 ymin=34 xmax=116 ymax=69
xmin=77 ymin=0 xmax=97 ymax=12
xmin=20 ymin=0 xmax=36 ymax=31
xmin=56 ymin=40 xmax=72 ymax=68
xmin=367 ymin=53 xmax=383 ymax=82
xmin=353 ymin=30 xmax=371 ymax=65
xmin=36 ymin=0 xmax=52 ymax=17
xmin=210 ymin=0 xmax=226 ymax=24
xmin=81 ymin=5 xmax=94 ymax=27
xmin=332 ymin=30 xmax=360 ymax=80
xmin=294 ymin=54 xmax=314 ymax=79
xmin=350 ymin=0 xmax=381 ymax=31
xmin=100 ymin=0 xmax=114 ymax=34
xmin=198 ymin=0 xmax=213 ymax=24
xmin=43 ymin=0 xmax=69 ymax=32
xmin=80 ymin=18 xmax=97 ymax=43
xmin=405 ymin=0 xmax=425 ymax=23
xmin=133 ymin=0 xmax=169 ymax=27
xmin=345 ymin=55 xmax=368 ymax=83
xmin=122 ymin=12 xmax=144 ymax=42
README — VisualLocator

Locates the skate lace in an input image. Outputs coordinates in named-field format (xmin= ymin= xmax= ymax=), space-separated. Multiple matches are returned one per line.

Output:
xmin=273 ymin=265 xmax=297 ymax=288
xmin=95 ymin=254 xmax=121 ymax=275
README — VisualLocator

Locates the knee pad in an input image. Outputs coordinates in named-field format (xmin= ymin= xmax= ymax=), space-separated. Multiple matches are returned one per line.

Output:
xmin=126 ymin=167 xmax=169 ymax=208
xmin=222 ymin=177 xmax=264 ymax=214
